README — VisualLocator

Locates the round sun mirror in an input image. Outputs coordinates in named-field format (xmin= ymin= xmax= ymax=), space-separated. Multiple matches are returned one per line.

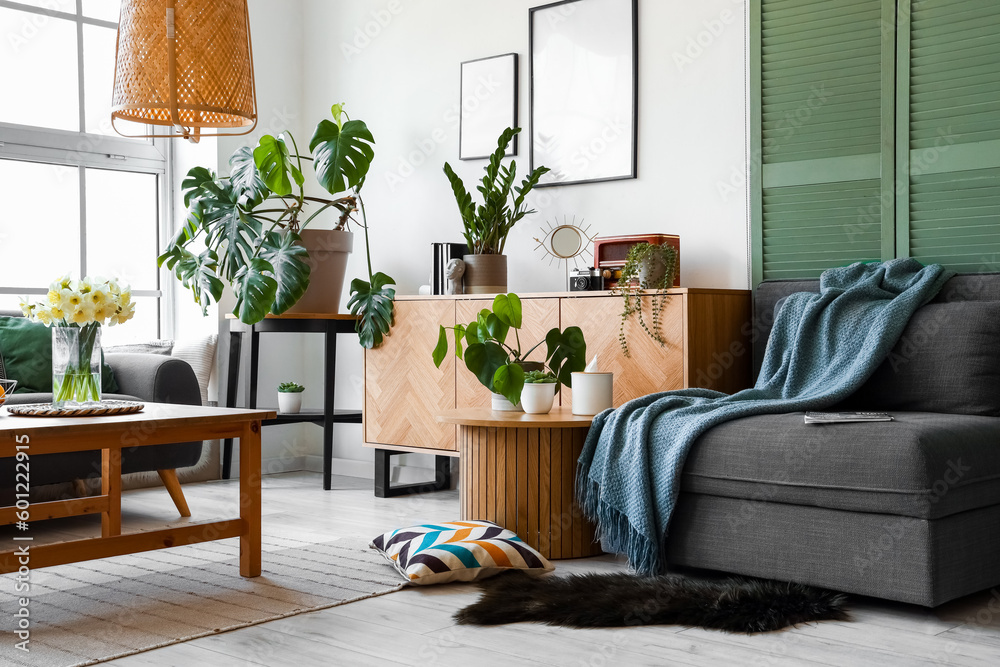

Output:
xmin=550 ymin=225 xmax=584 ymax=258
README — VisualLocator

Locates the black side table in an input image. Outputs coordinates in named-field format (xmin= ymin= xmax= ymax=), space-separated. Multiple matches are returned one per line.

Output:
xmin=223 ymin=314 xmax=362 ymax=490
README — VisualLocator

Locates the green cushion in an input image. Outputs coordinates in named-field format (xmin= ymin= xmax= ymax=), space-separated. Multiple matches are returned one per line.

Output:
xmin=0 ymin=317 xmax=118 ymax=394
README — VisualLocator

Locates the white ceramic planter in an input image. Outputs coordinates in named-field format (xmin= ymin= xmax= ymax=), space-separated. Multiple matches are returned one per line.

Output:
xmin=521 ymin=382 xmax=556 ymax=414
xmin=491 ymin=392 xmax=522 ymax=412
xmin=278 ymin=391 xmax=303 ymax=414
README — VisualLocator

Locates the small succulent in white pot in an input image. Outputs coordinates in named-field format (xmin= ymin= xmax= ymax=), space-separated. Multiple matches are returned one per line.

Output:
xmin=521 ymin=371 xmax=558 ymax=415
xmin=277 ymin=381 xmax=305 ymax=414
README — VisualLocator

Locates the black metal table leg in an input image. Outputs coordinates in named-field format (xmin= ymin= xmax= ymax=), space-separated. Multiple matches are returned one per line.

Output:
xmin=248 ymin=328 xmax=260 ymax=410
xmin=222 ymin=329 xmax=243 ymax=480
xmin=323 ymin=321 xmax=337 ymax=491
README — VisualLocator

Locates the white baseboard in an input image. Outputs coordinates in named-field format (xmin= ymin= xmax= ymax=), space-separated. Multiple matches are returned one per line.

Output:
xmin=304 ymin=455 xmax=374 ymax=479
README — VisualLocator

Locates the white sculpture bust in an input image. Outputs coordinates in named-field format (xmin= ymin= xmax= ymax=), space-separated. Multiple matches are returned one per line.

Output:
xmin=445 ymin=259 xmax=466 ymax=295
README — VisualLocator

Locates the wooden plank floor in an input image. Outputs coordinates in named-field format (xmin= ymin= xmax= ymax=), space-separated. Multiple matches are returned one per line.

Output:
xmin=7 ymin=472 xmax=999 ymax=666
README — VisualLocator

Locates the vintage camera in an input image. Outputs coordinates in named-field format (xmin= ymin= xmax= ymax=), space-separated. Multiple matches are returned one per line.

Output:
xmin=569 ymin=268 xmax=602 ymax=292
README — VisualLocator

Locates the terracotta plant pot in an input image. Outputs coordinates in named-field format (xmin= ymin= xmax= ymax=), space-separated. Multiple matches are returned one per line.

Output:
xmin=285 ymin=230 xmax=354 ymax=315
xmin=463 ymin=254 xmax=507 ymax=294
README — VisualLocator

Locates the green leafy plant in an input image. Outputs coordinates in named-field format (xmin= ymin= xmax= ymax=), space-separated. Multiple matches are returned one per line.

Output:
xmin=277 ymin=381 xmax=305 ymax=393
xmin=432 ymin=293 xmax=587 ymax=406
xmin=158 ymin=103 xmax=396 ymax=348
xmin=616 ymin=243 xmax=679 ymax=357
xmin=524 ymin=370 xmax=558 ymax=384
xmin=443 ymin=128 xmax=550 ymax=255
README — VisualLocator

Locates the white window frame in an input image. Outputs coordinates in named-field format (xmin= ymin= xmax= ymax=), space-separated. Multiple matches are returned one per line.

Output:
xmin=0 ymin=0 xmax=173 ymax=337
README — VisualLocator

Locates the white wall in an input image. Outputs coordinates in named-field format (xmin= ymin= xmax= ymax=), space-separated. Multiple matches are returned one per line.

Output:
xmin=184 ymin=0 xmax=749 ymax=476
xmin=294 ymin=0 xmax=750 ymax=471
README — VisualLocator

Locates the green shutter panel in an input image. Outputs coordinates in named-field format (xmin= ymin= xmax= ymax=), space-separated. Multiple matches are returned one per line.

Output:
xmin=752 ymin=0 xmax=896 ymax=283
xmin=898 ymin=0 xmax=1000 ymax=272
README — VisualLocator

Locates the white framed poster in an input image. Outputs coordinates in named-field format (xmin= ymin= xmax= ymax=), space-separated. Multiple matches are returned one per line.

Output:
xmin=530 ymin=0 xmax=638 ymax=186
xmin=460 ymin=53 xmax=519 ymax=160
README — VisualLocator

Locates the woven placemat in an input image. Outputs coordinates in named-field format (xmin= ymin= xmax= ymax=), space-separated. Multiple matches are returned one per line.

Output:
xmin=6 ymin=400 xmax=145 ymax=418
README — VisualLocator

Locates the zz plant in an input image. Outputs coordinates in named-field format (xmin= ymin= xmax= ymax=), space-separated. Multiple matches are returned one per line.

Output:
xmin=158 ymin=104 xmax=395 ymax=348
xmin=617 ymin=243 xmax=679 ymax=357
xmin=443 ymin=128 xmax=550 ymax=255
xmin=432 ymin=293 xmax=587 ymax=406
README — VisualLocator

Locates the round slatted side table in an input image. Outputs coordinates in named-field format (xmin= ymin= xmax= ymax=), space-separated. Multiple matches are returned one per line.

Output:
xmin=437 ymin=407 xmax=603 ymax=559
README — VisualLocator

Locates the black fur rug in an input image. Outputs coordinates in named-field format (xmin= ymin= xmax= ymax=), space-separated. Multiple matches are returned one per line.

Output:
xmin=454 ymin=571 xmax=850 ymax=634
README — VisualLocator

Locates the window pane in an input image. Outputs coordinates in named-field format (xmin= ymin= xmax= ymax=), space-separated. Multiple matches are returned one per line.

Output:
xmin=83 ymin=24 xmax=117 ymax=136
xmin=102 ymin=296 xmax=159 ymax=345
xmin=15 ymin=1 xmax=77 ymax=14
xmin=85 ymin=168 xmax=159 ymax=290
xmin=0 ymin=8 xmax=79 ymax=131
xmin=82 ymin=0 xmax=121 ymax=23
xmin=0 ymin=160 xmax=81 ymax=287
xmin=0 ymin=295 xmax=29 ymax=313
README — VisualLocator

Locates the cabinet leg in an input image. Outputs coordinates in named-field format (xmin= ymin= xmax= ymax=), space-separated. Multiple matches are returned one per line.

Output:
xmin=374 ymin=450 xmax=452 ymax=498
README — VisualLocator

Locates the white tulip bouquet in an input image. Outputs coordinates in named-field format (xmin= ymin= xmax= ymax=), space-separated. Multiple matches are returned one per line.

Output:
xmin=20 ymin=275 xmax=136 ymax=407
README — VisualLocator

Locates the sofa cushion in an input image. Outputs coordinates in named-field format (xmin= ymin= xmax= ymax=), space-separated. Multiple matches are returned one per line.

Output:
xmin=682 ymin=412 xmax=1000 ymax=520
xmin=841 ymin=301 xmax=1000 ymax=417
xmin=0 ymin=317 xmax=118 ymax=394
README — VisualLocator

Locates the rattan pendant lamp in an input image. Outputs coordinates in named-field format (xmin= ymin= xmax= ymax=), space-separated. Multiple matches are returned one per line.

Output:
xmin=111 ymin=0 xmax=257 ymax=142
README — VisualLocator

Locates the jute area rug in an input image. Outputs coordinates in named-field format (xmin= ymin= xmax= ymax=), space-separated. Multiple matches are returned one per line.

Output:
xmin=0 ymin=536 xmax=402 ymax=667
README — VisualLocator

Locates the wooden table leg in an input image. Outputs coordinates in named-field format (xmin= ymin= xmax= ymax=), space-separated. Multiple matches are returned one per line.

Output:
xmin=240 ymin=420 xmax=262 ymax=577
xmin=102 ymin=448 xmax=122 ymax=538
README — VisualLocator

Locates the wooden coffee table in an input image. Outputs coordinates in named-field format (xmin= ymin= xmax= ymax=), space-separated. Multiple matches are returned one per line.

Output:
xmin=437 ymin=407 xmax=603 ymax=560
xmin=0 ymin=403 xmax=274 ymax=577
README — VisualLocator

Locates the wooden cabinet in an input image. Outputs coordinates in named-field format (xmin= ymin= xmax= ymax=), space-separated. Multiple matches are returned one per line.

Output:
xmin=455 ymin=297 xmax=561 ymax=409
xmin=363 ymin=300 xmax=458 ymax=452
xmin=364 ymin=289 xmax=751 ymax=455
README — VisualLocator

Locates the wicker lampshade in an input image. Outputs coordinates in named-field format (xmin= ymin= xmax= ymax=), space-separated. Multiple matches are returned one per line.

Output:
xmin=111 ymin=0 xmax=257 ymax=141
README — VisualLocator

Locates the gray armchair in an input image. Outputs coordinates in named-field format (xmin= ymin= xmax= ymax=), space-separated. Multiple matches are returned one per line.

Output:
xmin=0 ymin=335 xmax=203 ymax=517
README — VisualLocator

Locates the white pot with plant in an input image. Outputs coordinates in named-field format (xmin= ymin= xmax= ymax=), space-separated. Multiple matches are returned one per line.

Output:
xmin=159 ymin=104 xmax=397 ymax=349
xmin=433 ymin=293 xmax=587 ymax=411
xmin=443 ymin=128 xmax=550 ymax=294
xmin=521 ymin=371 xmax=558 ymax=414
xmin=277 ymin=381 xmax=304 ymax=414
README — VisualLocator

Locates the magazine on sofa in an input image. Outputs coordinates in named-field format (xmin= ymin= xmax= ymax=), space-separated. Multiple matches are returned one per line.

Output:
xmin=804 ymin=411 xmax=894 ymax=424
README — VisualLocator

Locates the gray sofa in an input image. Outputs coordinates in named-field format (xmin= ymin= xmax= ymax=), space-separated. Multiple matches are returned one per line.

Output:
xmin=666 ymin=274 xmax=1000 ymax=607
xmin=1 ymin=315 xmax=203 ymax=515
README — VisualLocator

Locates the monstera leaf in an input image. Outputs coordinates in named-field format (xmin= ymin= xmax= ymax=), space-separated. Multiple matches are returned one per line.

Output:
xmin=253 ymin=134 xmax=303 ymax=197
xmin=347 ymin=272 xmax=395 ymax=349
xmin=310 ymin=118 xmax=375 ymax=195
xmin=232 ymin=258 xmax=278 ymax=325
xmin=181 ymin=166 xmax=216 ymax=207
xmin=157 ymin=246 xmax=224 ymax=315
xmin=491 ymin=362 xmax=524 ymax=406
xmin=229 ymin=146 xmax=270 ymax=209
xmin=463 ymin=341 xmax=510 ymax=393
xmin=259 ymin=231 xmax=311 ymax=315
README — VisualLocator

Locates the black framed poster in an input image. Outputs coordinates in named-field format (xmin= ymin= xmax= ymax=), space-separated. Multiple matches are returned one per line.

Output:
xmin=460 ymin=53 xmax=519 ymax=160
xmin=530 ymin=0 xmax=638 ymax=186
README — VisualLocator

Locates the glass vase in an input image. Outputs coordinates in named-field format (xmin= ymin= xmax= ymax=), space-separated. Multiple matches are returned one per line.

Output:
xmin=52 ymin=323 xmax=102 ymax=408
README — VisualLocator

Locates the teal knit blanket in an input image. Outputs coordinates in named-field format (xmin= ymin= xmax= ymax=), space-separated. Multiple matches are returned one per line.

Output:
xmin=576 ymin=259 xmax=953 ymax=574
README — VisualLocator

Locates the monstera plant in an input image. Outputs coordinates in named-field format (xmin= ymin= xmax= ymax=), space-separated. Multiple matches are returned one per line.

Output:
xmin=158 ymin=104 xmax=396 ymax=348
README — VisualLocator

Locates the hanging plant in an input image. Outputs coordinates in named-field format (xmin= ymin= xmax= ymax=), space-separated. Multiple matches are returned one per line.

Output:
xmin=615 ymin=243 xmax=678 ymax=357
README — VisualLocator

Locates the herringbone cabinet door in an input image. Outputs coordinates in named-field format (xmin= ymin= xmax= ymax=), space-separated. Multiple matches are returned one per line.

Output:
xmin=455 ymin=297 xmax=561 ymax=409
xmin=560 ymin=295 xmax=685 ymax=406
xmin=364 ymin=300 xmax=458 ymax=450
